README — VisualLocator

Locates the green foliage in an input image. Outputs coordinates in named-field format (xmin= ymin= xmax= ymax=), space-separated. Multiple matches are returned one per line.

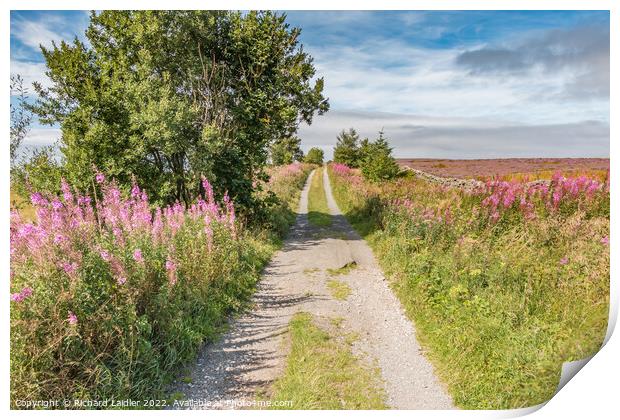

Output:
xmin=333 ymin=128 xmax=360 ymax=167
xmin=269 ymin=313 xmax=387 ymax=409
xmin=359 ymin=131 xmax=400 ymax=182
xmin=271 ymin=136 xmax=304 ymax=165
xmin=326 ymin=279 xmax=352 ymax=300
xmin=30 ymin=11 xmax=329 ymax=211
xmin=304 ymin=147 xmax=324 ymax=165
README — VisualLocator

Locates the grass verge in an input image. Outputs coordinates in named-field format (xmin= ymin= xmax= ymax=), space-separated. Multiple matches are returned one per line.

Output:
xmin=269 ymin=312 xmax=387 ymax=409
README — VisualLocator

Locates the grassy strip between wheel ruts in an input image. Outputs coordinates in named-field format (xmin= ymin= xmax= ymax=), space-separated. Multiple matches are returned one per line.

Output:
xmin=327 ymin=164 xmax=609 ymax=409
xmin=307 ymin=168 xmax=332 ymax=227
xmin=268 ymin=312 xmax=387 ymax=409
xmin=326 ymin=280 xmax=352 ymax=301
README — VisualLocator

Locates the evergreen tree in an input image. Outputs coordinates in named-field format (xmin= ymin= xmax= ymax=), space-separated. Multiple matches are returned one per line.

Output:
xmin=333 ymin=128 xmax=360 ymax=167
xmin=360 ymin=131 xmax=400 ymax=182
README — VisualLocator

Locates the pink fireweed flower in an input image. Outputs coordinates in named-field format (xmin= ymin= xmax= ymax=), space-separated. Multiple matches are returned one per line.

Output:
xmin=95 ymin=172 xmax=105 ymax=184
xmin=131 ymin=183 xmax=141 ymax=199
xmin=202 ymin=176 xmax=215 ymax=205
xmin=10 ymin=292 xmax=23 ymax=302
xmin=117 ymin=276 xmax=127 ymax=286
xmin=67 ymin=311 xmax=78 ymax=325
xmin=166 ymin=259 xmax=177 ymax=285
xmin=30 ymin=192 xmax=47 ymax=207
xmin=61 ymin=261 xmax=79 ymax=276
xmin=165 ymin=259 xmax=176 ymax=271
xmin=601 ymin=236 xmax=609 ymax=246
xmin=100 ymin=249 xmax=110 ymax=261
xmin=61 ymin=179 xmax=74 ymax=202
xmin=559 ymin=257 xmax=569 ymax=265
xmin=133 ymin=249 xmax=144 ymax=263
xmin=10 ymin=286 xmax=33 ymax=303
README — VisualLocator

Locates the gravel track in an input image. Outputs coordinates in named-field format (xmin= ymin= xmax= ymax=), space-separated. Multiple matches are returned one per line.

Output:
xmin=171 ymin=167 xmax=455 ymax=410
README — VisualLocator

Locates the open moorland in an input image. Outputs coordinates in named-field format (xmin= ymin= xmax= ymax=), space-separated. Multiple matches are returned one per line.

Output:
xmin=397 ymin=158 xmax=610 ymax=181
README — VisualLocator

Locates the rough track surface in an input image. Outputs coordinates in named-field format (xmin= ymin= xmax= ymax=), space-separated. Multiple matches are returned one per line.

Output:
xmin=172 ymin=167 xmax=455 ymax=410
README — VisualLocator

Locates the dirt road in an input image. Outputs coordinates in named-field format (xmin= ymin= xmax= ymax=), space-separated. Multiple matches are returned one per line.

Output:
xmin=172 ymin=167 xmax=454 ymax=410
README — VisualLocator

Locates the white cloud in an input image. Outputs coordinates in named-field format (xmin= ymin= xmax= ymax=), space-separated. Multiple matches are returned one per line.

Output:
xmin=10 ymin=59 xmax=51 ymax=90
xmin=22 ymin=128 xmax=62 ymax=147
xmin=309 ymin=35 xmax=608 ymax=126
xmin=298 ymin=110 xmax=609 ymax=160
xmin=12 ymin=16 xmax=68 ymax=52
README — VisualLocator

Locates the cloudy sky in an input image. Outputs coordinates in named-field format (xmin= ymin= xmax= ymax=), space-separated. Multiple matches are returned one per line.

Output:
xmin=11 ymin=10 xmax=610 ymax=159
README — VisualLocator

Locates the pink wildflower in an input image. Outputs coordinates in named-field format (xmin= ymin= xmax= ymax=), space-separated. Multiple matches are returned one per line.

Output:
xmin=117 ymin=277 xmax=127 ymax=286
xmin=133 ymin=249 xmax=144 ymax=263
xmin=559 ymin=257 xmax=569 ymax=265
xmin=10 ymin=287 xmax=33 ymax=303
xmin=601 ymin=236 xmax=609 ymax=246
xmin=95 ymin=172 xmax=105 ymax=184
xmin=166 ymin=259 xmax=177 ymax=285
xmin=67 ymin=311 xmax=78 ymax=325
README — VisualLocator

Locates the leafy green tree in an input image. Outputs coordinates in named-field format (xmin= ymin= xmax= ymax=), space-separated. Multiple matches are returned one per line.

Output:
xmin=304 ymin=147 xmax=324 ymax=165
xmin=30 ymin=11 xmax=329 ymax=211
xmin=333 ymin=128 xmax=360 ymax=167
xmin=270 ymin=136 xmax=304 ymax=165
xmin=360 ymin=131 xmax=400 ymax=182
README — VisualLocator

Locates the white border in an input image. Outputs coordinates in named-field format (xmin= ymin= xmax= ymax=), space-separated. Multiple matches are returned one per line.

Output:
xmin=2 ymin=1 xmax=616 ymax=419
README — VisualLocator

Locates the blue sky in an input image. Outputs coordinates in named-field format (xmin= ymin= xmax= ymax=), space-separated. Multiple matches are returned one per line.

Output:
xmin=11 ymin=10 xmax=610 ymax=158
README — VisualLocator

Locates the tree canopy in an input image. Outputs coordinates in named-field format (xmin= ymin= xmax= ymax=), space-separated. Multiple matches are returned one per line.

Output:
xmin=31 ymin=10 xmax=329 ymax=211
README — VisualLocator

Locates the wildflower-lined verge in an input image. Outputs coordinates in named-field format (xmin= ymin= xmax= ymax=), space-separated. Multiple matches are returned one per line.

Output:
xmin=328 ymin=164 xmax=609 ymax=409
xmin=10 ymin=164 xmax=312 ymax=408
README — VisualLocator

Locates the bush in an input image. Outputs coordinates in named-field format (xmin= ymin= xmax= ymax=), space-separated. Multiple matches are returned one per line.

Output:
xmin=304 ymin=148 xmax=324 ymax=165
